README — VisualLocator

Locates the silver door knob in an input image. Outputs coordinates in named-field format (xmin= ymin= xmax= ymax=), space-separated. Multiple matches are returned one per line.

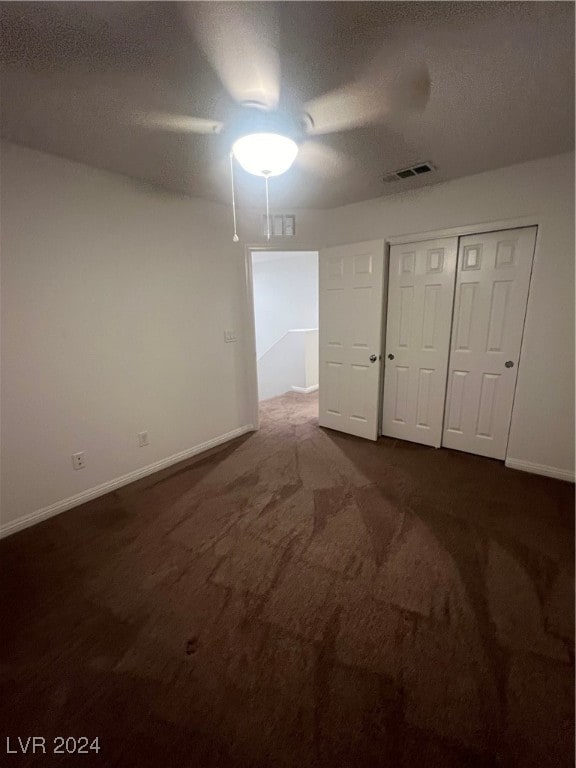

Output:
xmin=387 ymin=353 xmax=394 ymax=360
xmin=505 ymin=360 xmax=514 ymax=368
xmin=369 ymin=354 xmax=378 ymax=363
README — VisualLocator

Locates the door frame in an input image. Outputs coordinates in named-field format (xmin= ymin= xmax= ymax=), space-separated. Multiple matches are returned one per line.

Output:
xmin=386 ymin=214 xmax=541 ymax=246
xmin=243 ymin=244 xmax=321 ymax=431
xmin=383 ymin=214 xmax=540 ymax=457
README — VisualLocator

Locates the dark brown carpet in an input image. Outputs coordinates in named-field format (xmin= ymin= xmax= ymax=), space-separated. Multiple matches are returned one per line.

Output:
xmin=1 ymin=392 xmax=574 ymax=767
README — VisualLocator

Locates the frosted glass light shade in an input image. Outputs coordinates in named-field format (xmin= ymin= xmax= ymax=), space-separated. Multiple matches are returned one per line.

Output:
xmin=232 ymin=132 xmax=298 ymax=177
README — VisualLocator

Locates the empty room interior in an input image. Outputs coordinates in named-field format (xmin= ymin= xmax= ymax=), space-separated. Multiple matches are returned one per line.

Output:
xmin=0 ymin=2 xmax=574 ymax=767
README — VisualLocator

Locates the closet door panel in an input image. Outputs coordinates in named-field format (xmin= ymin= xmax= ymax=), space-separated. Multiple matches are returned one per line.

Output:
xmin=443 ymin=227 xmax=536 ymax=459
xmin=382 ymin=237 xmax=458 ymax=447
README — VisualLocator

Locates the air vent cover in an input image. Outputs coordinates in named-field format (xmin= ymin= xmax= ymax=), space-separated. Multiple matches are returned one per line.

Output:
xmin=383 ymin=162 xmax=435 ymax=183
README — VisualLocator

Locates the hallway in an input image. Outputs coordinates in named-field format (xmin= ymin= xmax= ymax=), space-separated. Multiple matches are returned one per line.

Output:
xmin=1 ymin=392 xmax=573 ymax=767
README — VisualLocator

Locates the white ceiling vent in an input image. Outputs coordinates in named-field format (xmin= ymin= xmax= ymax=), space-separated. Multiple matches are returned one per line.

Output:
xmin=383 ymin=162 xmax=436 ymax=183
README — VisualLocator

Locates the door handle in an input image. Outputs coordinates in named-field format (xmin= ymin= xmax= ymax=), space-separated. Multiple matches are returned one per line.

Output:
xmin=505 ymin=360 xmax=514 ymax=368
xmin=387 ymin=353 xmax=394 ymax=360
xmin=369 ymin=354 xmax=378 ymax=363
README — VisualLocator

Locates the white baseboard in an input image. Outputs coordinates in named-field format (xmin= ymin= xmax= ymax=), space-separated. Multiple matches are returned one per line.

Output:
xmin=505 ymin=457 xmax=575 ymax=482
xmin=0 ymin=424 xmax=255 ymax=539
xmin=291 ymin=385 xmax=319 ymax=394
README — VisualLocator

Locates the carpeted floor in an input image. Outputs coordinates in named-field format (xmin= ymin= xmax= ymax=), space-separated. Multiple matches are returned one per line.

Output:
xmin=1 ymin=392 xmax=574 ymax=767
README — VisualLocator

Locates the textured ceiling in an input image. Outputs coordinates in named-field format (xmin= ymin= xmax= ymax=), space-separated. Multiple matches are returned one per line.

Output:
xmin=1 ymin=2 xmax=574 ymax=209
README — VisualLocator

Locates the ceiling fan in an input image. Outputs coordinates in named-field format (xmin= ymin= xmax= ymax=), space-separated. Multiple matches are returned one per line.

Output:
xmin=137 ymin=3 xmax=431 ymax=237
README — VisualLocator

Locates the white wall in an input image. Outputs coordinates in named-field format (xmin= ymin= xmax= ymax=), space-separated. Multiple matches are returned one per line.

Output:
xmin=239 ymin=209 xmax=326 ymax=252
xmin=252 ymin=251 xmax=318 ymax=358
xmin=323 ymin=152 xmax=575 ymax=479
xmin=0 ymin=142 xmax=273 ymax=533
xmin=256 ymin=329 xmax=319 ymax=401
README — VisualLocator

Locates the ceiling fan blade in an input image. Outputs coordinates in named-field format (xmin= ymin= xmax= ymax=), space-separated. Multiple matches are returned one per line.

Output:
xmin=386 ymin=61 xmax=431 ymax=116
xmin=305 ymin=57 xmax=431 ymax=136
xmin=296 ymin=140 xmax=352 ymax=178
xmin=182 ymin=2 xmax=281 ymax=110
xmin=3 ymin=71 xmax=225 ymax=139
xmin=133 ymin=111 xmax=223 ymax=135
xmin=304 ymin=83 xmax=379 ymax=136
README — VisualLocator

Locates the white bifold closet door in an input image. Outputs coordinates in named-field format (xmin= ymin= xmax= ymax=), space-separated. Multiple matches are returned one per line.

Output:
xmin=443 ymin=227 xmax=537 ymax=459
xmin=381 ymin=237 xmax=458 ymax=447
xmin=319 ymin=240 xmax=385 ymax=441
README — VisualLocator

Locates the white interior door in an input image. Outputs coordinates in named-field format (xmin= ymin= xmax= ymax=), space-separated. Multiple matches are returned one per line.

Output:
xmin=443 ymin=227 xmax=536 ymax=459
xmin=319 ymin=240 xmax=385 ymax=440
xmin=381 ymin=237 xmax=458 ymax=447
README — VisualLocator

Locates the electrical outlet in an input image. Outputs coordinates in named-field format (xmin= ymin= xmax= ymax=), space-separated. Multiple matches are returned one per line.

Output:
xmin=224 ymin=330 xmax=237 ymax=343
xmin=138 ymin=431 xmax=149 ymax=447
xmin=72 ymin=452 xmax=86 ymax=470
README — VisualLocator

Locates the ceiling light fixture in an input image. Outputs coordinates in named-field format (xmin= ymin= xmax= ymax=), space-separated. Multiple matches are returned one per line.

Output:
xmin=228 ymin=107 xmax=302 ymax=242
xmin=232 ymin=132 xmax=298 ymax=178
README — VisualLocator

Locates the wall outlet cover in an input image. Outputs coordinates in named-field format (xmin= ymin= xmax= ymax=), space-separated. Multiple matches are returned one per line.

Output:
xmin=72 ymin=452 xmax=86 ymax=470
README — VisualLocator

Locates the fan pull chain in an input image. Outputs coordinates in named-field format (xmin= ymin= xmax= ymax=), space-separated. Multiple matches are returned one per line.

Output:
xmin=229 ymin=152 xmax=239 ymax=243
xmin=264 ymin=174 xmax=270 ymax=241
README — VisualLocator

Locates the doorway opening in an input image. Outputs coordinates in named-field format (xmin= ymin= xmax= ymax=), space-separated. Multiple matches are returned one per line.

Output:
xmin=249 ymin=250 xmax=319 ymax=415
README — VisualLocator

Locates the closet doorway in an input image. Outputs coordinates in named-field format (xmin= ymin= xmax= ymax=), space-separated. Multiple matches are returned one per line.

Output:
xmin=381 ymin=226 xmax=537 ymax=460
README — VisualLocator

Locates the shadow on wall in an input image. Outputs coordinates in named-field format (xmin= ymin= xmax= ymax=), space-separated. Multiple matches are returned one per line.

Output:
xmin=258 ymin=328 xmax=318 ymax=400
